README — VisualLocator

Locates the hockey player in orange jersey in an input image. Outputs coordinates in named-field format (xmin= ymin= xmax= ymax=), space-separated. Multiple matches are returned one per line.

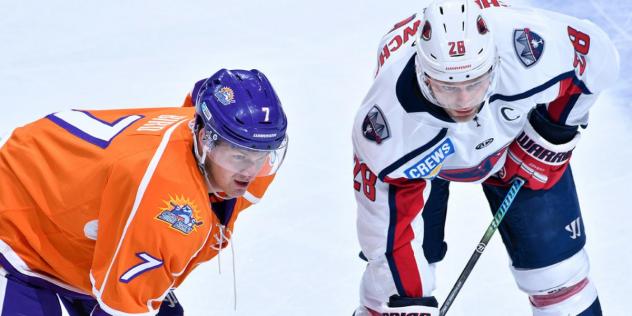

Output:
xmin=0 ymin=68 xmax=288 ymax=315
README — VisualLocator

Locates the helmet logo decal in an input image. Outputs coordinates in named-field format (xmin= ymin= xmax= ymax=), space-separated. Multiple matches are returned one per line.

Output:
xmin=362 ymin=105 xmax=390 ymax=144
xmin=513 ymin=28 xmax=545 ymax=67
xmin=253 ymin=133 xmax=277 ymax=138
xmin=445 ymin=64 xmax=472 ymax=71
xmin=201 ymin=102 xmax=212 ymax=121
xmin=476 ymin=16 xmax=489 ymax=34
xmin=214 ymin=86 xmax=236 ymax=105
xmin=421 ymin=21 xmax=432 ymax=41
xmin=448 ymin=41 xmax=466 ymax=57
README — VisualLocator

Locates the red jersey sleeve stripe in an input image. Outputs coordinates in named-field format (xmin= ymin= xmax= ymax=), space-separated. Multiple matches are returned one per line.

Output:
xmin=547 ymin=77 xmax=585 ymax=124
xmin=386 ymin=180 xmax=427 ymax=297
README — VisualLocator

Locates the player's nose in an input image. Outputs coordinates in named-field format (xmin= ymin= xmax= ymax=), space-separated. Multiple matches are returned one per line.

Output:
xmin=454 ymin=88 xmax=472 ymax=106
xmin=238 ymin=163 xmax=259 ymax=179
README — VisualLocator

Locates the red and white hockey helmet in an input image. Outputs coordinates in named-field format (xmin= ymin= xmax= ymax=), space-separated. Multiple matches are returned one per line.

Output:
xmin=415 ymin=0 xmax=498 ymax=108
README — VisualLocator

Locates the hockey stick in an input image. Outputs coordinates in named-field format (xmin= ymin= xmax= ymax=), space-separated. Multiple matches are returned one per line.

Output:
xmin=439 ymin=177 xmax=526 ymax=316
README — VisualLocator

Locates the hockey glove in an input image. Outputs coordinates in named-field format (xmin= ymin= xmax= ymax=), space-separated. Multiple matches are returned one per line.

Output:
xmin=499 ymin=107 xmax=580 ymax=190
xmin=353 ymin=295 xmax=439 ymax=316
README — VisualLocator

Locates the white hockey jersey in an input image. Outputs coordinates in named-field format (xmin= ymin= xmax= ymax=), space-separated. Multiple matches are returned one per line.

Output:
xmin=352 ymin=2 xmax=619 ymax=310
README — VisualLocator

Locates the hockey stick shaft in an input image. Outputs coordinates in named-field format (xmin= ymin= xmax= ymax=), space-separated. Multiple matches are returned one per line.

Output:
xmin=439 ymin=178 xmax=525 ymax=316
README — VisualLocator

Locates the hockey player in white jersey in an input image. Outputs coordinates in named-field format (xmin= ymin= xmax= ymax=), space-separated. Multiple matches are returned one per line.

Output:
xmin=352 ymin=0 xmax=619 ymax=315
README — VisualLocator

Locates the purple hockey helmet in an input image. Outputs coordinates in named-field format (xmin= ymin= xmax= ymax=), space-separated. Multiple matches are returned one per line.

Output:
xmin=193 ymin=69 xmax=288 ymax=177
xmin=195 ymin=69 xmax=287 ymax=150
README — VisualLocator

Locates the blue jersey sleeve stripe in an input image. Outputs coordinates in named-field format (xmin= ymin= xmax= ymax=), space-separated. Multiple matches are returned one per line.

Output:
xmin=490 ymin=71 xmax=591 ymax=103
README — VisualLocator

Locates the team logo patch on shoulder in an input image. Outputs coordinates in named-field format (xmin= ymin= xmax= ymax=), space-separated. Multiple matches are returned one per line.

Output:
xmin=214 ymin=86 xmax=235 ymax=105
xmin=404 ymin=138 xmax=455 ymax=179
xmin=362 ymin=105 xmax=390 ymax=144
xmin=156 ymin=195 xmax=203 ymax=235
xmin=514 ymin=28 xmax=545 ymax=67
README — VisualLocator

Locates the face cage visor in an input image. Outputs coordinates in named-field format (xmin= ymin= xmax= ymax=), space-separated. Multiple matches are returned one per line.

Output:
xmin=424 ymin=67 xmax=495 ymax=110
xmin=200 ymin=127 xmax=288 ymax=179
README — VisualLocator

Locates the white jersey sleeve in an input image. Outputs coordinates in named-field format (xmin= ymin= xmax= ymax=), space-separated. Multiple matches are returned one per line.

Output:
xmin=484 ymin=4 xmax=620 ymax=127
xmin=554 ymin=12 xmax=620 ymax=127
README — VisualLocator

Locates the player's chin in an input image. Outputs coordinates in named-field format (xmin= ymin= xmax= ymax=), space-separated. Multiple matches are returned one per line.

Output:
xmin=447 ymin=107 xmax=478 ymax=122
xmin=227 ymin=180 xmax=250 ymax=197
xmin=224 ymin=188 xmax=246 ymax=198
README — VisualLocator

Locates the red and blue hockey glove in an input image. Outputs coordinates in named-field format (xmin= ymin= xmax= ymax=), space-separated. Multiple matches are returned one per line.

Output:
xmin=499 ymin=107 xmax=580 ymax=190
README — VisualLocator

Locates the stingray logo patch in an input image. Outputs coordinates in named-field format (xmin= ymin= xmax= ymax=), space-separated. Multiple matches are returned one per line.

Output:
xmin=404 ymin=138 xmax=455 ymax=179
xmin=362 ymin=105 xmax=390 ymax=144
xmin=514 ymin=28 xmax=545 ymax=67
xmin=214 ymin=86 xmax=235 ymax=105
xmin=156 ymin=195 xmax=203 ymax=235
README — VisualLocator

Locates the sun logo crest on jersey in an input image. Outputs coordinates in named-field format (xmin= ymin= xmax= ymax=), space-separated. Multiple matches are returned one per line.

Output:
xmin=214 ymin=86 xmax=236 ymax=105
xmin=156 ymin=195 xmax=203 ymax=235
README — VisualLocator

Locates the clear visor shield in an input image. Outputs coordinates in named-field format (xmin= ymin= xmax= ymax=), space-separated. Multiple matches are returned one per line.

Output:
xmin=202 ymin=131 xmax=288 ymax=179
xmin=425 ymin=69 xmax=494 ymax=110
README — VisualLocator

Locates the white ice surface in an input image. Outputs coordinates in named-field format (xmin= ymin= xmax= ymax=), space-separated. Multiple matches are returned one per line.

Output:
xmin=0 ymin=0 xmax=629 ymax=315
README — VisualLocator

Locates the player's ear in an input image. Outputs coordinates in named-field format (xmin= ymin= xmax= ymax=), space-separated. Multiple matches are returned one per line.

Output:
xmin=196 ymin=129 xmax=205 ymax=146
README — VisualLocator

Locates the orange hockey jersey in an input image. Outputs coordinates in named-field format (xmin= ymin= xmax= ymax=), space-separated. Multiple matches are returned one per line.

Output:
xmin=0 ymin=106 xmax=275 ymax=315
